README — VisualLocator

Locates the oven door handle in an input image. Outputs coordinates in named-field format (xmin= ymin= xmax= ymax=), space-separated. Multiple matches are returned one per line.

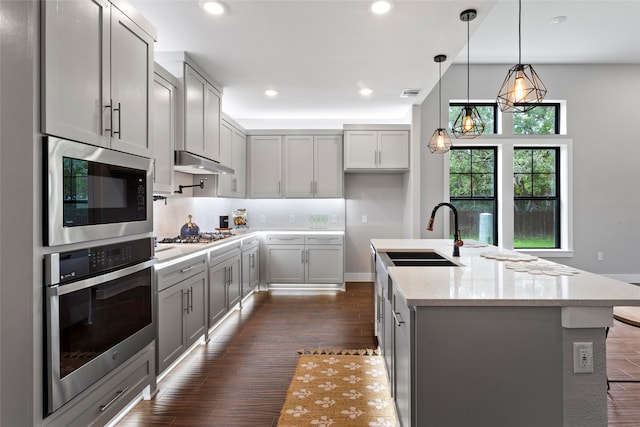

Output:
xmin=51 ymin=258 xmax=157 ymax=296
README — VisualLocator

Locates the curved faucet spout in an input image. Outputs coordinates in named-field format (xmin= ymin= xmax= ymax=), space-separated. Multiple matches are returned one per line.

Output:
xmin=426 ymin=202 xmax=463 ymax=257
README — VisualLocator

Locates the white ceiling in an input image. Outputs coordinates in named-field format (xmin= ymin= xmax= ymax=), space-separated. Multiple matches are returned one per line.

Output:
xmin=130 ymin=0 xmax=640 ymax=129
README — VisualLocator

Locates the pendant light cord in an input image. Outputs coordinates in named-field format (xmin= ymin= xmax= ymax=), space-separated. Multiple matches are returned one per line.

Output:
xmin=438 ymin=60 xmax=442 ymax=127
xmin=518 ymin=0 xmax=522 ymax=64
xmin=466 ymin=16 xmax=470 ymax=104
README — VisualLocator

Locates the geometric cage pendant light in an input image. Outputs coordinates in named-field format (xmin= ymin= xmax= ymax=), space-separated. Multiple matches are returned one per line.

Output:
xmin=428 ymin=54 xmax=453 ymax=154
xmin=452 ymin=9 xmax=485 ymax=139
xmin=496 ymin=0 xmax=547 ymax=112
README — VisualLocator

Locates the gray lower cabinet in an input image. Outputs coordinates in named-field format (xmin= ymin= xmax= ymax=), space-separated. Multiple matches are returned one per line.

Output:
xmin=208 ymin=244 xmax=241 ymax=327
xmin=156 ymin=255 xmax=207 ymax=374
xmin=241 ymin=236 xmax=260 ymax=298
xmin=265 ymin=233 xmax=344 ymax=286
xmin=392 ymin=287 xmax=413 ymax=427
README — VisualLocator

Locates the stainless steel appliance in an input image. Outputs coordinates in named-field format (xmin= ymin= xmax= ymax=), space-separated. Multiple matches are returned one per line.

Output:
xmin=44 ymin=238 xmax=156 ymax=414
xmin=43 ymin=136 xmax=152 ymax=246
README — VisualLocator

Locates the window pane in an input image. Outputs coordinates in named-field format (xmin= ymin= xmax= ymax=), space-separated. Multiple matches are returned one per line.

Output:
xmin=450 ymin=149 xmax=471 ymax=173
xmin=532 ymin=173 xmax=556 ymax=197
xmin=472 ymin=149 xmax=495 ymax=173
xmin=513 ymin=149 xmax=532 ymax=173
xmin=449 ymin=200 xmax=496 ymax=244
xmin=514 ymin=174 xmax=532 ymax=197
xmin=513 ymin=105 xmax=558 ymax=135
xmin=514 ymin=200 xmax=558 ymax=248
xmin=449 ymin=104 xmax=496 ymax=134
xmin=472 ymin=173 xmax=494 ymax=197
xmin=532 ymin=149 xmax=556 ymax=173
xmin=450 ymin=174 xmax=471 ymax=197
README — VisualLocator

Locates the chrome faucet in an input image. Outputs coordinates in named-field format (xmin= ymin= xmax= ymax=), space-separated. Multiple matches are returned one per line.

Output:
xmin=426 ymin=202 xmax=464 ymax=257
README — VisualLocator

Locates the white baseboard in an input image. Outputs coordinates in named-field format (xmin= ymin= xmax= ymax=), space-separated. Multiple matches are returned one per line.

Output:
xmin=345 ymin=272 xmax=374 ymax=282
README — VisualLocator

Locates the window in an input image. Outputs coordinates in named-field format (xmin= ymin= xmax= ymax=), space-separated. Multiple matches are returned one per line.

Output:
xmin=513 ymin=148 xmax=560 ymax=249
xmin=449 ymin=147 xmax=498 ymax=245
xmin=449 ymin=103 xmax=498 ymax=134
xmin=513 ymin=103 xmax=560 ymax=135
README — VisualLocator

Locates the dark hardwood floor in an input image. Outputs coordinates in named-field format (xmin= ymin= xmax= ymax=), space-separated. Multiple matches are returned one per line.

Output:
xmin=117 ymin=283 xmax=640 ymax=427
xmin=117 ymin=282 xmax=377 ymax=427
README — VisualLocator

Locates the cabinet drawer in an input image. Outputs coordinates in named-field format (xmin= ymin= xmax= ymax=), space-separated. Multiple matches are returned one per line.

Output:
xmin=241 ymin=234 xmax=260 ymax=249
xmin=209 ymin=242 xmax=241 ymax=265
xmin=44 ymin=345 xmax=154 ymax=427
xmin=305 ymin=234 xmax=343 ymax=245
xmin=156 ymin=255 xmax=207 ymax=291
xmin=265 ymin=234 xmax=305 ymax=245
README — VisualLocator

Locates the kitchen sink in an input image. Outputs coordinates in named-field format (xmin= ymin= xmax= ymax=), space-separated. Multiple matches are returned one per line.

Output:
xmin=387 ymin=251 xmax=447 ymax=260
xmin=384 ymin=251 xmax=461 ymax=267
xmin=391 ymin=259 xmax=459 ymax=267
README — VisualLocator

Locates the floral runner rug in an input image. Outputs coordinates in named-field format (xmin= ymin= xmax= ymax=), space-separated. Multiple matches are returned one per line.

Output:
xmin=277 ymin=349 xmax=397 ymax=427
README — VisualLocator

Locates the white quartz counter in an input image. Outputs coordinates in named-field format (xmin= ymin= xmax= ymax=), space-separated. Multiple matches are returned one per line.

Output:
xmin=155 ymin=230 xmax=344 ymax=264
xmin=371 ymin=238 xmax=640 ymax=307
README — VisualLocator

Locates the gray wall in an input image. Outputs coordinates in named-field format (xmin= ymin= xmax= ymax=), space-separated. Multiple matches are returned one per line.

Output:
xmin=1 ymin=0 xmax=40 ymax=425
xmin=420 ymin=63 xmax=640 ymax=276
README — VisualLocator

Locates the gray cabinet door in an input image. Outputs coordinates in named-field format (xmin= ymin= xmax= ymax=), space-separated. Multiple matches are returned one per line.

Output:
xmin=41 ymin=0 xmax=110 ymax=147
xmin=393 ymin=290 xmax=412 ymax=427
xmin=208 ymin=262 xmax=228 ymax=327
xmin=152 ymin=71 xmax=176 ymax=194
xmin=266 ymin=245 xmax=305 ymax=283
xmin=248 ymin=136 xmax=283 ymax=198
xmin=110 ymin=6 xmax=154 ymax=157
xmin=204 ymin=84 xmax=221 ymax=161
xmin=157 ymin=284 xmax=186 ymax=373
xmin=227 ymin=256 xmax=241 ymax=309
xmin=284 ymin=135 xmax=314 ymax=197
xmin=314 ymin=135 xmax=343 ymax=197
xmin=184 ymin=64 xmax=206 ymax=157
xmin=305 ymin=245 xmax=344 ymax=283
xmin=185 ymin=271 xmax=207 ymax=347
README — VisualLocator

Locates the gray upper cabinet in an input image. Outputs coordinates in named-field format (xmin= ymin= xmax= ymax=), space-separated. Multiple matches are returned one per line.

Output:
xmin=42 ymin=0 xmax=155 ymax=158
xmin=248 ymin=135 xmax=283 ymax=198
xmin=344 ymin=130 xmax=409 ymax=171
xmin=284 ymin=135 xmax=343 ymax=198
xmin=183 ymin=63 xmax=221 ymax=162
xmin=218 ymin=120 xmax=247 ymax=198
xmin=152 ymin=64 xmax=177 ymax=194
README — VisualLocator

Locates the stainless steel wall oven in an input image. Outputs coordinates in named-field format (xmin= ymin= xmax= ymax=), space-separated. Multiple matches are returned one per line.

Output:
xmin=43 ymin=136 xmax=152 ymax=246
xmin=44 ymin=238 xmax=156 ymax=415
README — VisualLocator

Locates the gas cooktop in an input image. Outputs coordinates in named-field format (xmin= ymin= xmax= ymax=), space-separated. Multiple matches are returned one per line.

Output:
xmin=159 ymin=231 xmax=232 ymax=244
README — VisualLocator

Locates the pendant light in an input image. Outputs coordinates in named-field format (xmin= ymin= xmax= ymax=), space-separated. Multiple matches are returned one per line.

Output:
xmin=428 ymin=54 xmax=453 ymax=154
xmin=452 ymin=9 xmax=485 ymax=139
xmin=496 ymin=0 xmax=547 ymax=112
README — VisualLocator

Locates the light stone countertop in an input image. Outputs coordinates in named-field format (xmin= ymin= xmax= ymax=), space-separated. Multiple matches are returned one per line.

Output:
xmin=371 ymin=238 xmax=640 ymax=307
xmin=155 ymin=230 xmax=344 ymax=264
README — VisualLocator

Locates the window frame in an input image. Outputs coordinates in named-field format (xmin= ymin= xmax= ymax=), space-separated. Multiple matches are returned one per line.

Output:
xmin=512 ymin=102 xmax=561 ymax=135
xmin=443 ymin=138 xmax=573 ymax=258
xmin=448 ymin=146 xmax=498 ymax=245
xmin=449 ymin=102 xmax=499 ymax=134
xmin=513 ymin=147 xmax=561 ymax=249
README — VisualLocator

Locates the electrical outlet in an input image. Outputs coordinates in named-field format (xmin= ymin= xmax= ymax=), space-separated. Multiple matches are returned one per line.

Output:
xmin=289 ymin=214 xmax=296 ymax=223
xmin=259 ymin=215 xmax=266 ymax=223
xmin=362 ymin=215 xmax=368 ymax=224
xmin=573 ymin=342 xmax=593 ymax=373
xmin=331 ymin=215 xmax=338 ymax=223
xmin=597 ymin=252 xmax=604 ymax=261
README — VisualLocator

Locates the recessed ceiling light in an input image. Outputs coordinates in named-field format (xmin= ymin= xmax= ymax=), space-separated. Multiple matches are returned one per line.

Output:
xmin=359 ymin=88 xmax=373 ymax=96
xmin=265 ymin=89 xmax=279 ymax=97
xmin=370 ymin=1 xmax=392 ymax=15
xmin=549 ymin=15 xmax=567 ymax=25
xmin=200 ymin=0 xmax=225 ymax=15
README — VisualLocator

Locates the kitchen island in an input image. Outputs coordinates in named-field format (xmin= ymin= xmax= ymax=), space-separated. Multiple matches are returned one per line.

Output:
xmin=371 ymin=239 xmax=640 ymax=427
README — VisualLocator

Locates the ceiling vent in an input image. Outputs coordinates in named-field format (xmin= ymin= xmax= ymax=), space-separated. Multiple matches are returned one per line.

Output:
xmin=400 ymin=88 xmax=421 ymax=98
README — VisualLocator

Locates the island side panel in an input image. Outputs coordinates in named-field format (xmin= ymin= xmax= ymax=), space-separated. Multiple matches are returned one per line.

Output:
xmin=414 ymin=306 xmax=564 ymax=427
xmin=562 ymin=327 xmax=607 ymax=427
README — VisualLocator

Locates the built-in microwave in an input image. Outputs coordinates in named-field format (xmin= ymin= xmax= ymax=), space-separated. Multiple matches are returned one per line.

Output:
xmin=43 ymin=137 xmax=152 ymax=246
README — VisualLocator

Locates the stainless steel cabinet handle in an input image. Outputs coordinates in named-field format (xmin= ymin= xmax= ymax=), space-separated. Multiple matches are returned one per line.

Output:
xmin=188 ymin=287 xmax=193 ymax=312
xmin=100 ymin=387 xmax=128 ymax=412
xmin=105 ymin=100 xmax=114 ymax=137
xmin=301 ymin=250 xmax=305 ymax=263
xmin=114 ymin=102 xmax=121 ymax=139
xmin=183 ymin=289 xmax=189 ymax=314
xmin=152 ymin=158 xmax=156 ymax=183
xmin=181 ymin=265 xmax=197 ymax=273
xmin=392 ymin=311 xmax=405 ymax=327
